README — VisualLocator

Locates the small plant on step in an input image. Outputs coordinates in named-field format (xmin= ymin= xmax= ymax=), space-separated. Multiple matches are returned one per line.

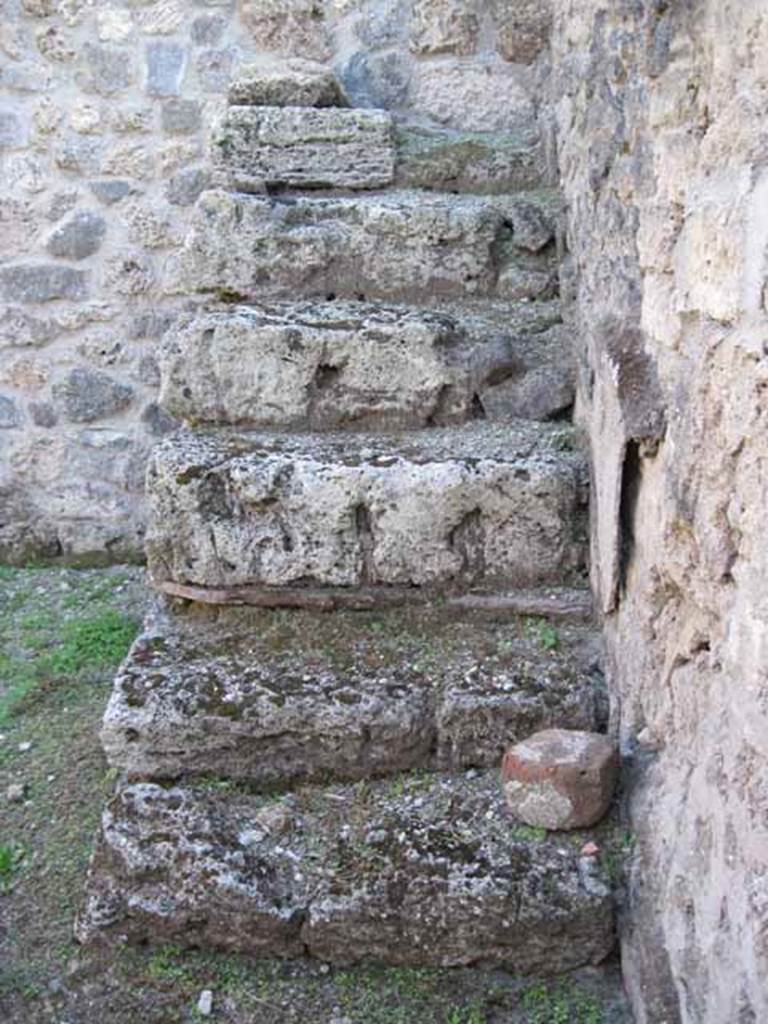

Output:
xmin=524 ymin=616 xmax=560 ymax=652
xmin=0 ymin=841 xmax=26 ymax=894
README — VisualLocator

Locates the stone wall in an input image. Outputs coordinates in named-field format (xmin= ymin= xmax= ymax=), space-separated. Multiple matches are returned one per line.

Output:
xmin=551 ymin=1 xmax=768 ymax=1021
xmin=0 ymin=0 xmax=551 ymax=563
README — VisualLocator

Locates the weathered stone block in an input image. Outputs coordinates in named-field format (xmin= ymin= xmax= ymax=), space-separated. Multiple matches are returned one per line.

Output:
xmin=395 ymin=127 xmax=545 ymax=193
xmin=502 ymin=729 xmax=619 ymax=829
xmin=101 ymin=603 xmax=600 ymax=783
xmin=410 ymin=60 xmax=537 ymax=134
xmin=53 ymin=368 xmax=134 ymax=423
xmin=77 ymin=773 xmax=614 ymax=970
xmin=146 ymin=423 xmax=587 ymax=591
xmin=409 ymin=0 xmax=480 ymax=56
xmin=228 ymin=60 xmax=347 ymax=107
xmin=46 ymin=211 xmax=106 ymax=260
xmin=157 ymin=300 xmax=573 ymax=429
xmin=159 ymin=302 xmax=472 ymax=429
xmin=212 ymin=106 xmax=394 ymax=192
xmin=492 ymin=0 xmax=552 ymax=64
xmin=239 ymin=0 xmax=331 ymax=60
xmin=167 ymin=190 xmax=509 ymax=302
xmin=0 ymin=263 xmax=87 ymax=303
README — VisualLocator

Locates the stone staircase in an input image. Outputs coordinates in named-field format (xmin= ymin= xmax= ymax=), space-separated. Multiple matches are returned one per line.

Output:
xmin=77 ymin=66 xmax=619 ymax=983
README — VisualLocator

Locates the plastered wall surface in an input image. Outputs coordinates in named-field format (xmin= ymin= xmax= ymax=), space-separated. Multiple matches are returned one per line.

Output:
xmin=551 ymin=2 xmax=768 ymax=1020
xmin=0 ymin=0 xmax=552 ymax=562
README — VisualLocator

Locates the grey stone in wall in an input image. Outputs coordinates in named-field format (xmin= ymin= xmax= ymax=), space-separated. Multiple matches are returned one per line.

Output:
xmin=46 ymin=211 xmax=107 ymax=260
xmin=89 ymin=181 xmax=138 ymax=206
xmin=146 ymin=41 xmax=186 ymax=97
xmin=161 ymin=99 xmax=202 ymax=134
xmin=0 ymin=263 xmax=88 ymax=303
xmin=53 ymin=368 xmax=134 ymax=423
xmin=212 ymin=106 xmax=395 ymax=192
xmin=83 ymin=43 xmax=134 ymax=95
xmin=0 ymin=396 xmax=21 ymax=428
xmin=0 ymin=109 xmax=27 ymax=148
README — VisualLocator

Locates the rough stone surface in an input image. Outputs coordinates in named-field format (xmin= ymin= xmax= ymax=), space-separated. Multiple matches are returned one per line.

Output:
xmin=492 ymin=0 xmax=552 ymax=64
xmin=167 ymin=190 xmax=554 ymax=303
xmin=212 ymin=106 xmax=394 ymax=192
xmin=502 ymin=729 xmax=619 ymax=830
xmin=145 ymin=423 xmax=587 ymax=591
xmin=410 ymin=61 xmax=538 ymax=134
xmin=552 ymin=2 xmax=768 ymax=1020
xmin=409 ymin=0 xmax=480 ymax=57
xmin=45 ymin=211 xmax=107 ymax=260
xmin=157 ymin=300 xmax=571 ymax=430
xmin=395 ymin=127 xmax=546 ymax=193
xmin=77 ymin=771 xmax=615 ymax=971
xmin=228 ymin=59 xmax=347 ymax=107
xmin=101 ymin=601 xmax=601 ymax=782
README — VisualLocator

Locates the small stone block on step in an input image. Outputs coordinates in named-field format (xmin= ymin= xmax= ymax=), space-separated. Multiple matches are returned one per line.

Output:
xmin=502 ymin=728 xmax=619 ymax=830
xmin=228 ymin=59 xmax=348 ymax=107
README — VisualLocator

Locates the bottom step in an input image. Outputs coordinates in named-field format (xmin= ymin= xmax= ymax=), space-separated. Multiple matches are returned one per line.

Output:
xmin=77 ymin=771 xmax=615 ymax=974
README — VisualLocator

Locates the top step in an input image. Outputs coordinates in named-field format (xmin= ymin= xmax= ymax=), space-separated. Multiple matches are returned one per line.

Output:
xmin=227 ymin=59 xmax=349 ymax=108
xmin=213 ymin=106 xmax=395 ymax=193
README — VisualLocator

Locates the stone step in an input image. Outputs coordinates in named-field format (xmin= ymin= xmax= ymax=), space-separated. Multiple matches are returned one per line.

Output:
xmin=145 ymin=422 xmax=588 ymax=593
xmin=101 ymin=601 xmax=603 ymax=785
xmin=212 ymin=106 xmax=395 ymax=192
xmin=165 ymin=189 xmax=557 ymax=304
xmin=77 ymin=771 xmax=615 ymax=972
xmin=395 ymin=125 xmax=549 ymax=193
xmin=158 ymin=299 xmax=573 ymax=430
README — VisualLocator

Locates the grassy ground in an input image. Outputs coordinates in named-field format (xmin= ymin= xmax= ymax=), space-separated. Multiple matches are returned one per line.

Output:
xmin=0 ymin=566 xmax=632 ymax=1024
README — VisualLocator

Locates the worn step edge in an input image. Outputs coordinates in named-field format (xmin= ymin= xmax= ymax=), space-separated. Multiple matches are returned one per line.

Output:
xmin=101 ymin=602 xmax=602 ymax=784
xmin=76 ymin=771 xmax=615 ymax=973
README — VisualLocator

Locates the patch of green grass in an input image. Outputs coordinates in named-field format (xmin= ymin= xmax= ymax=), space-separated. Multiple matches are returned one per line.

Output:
xmin=48 ymin=610 xmax=137 ymax=675
xmin=511 ymin=824 xmax=549 ymax=842
xmin=0 ymin=841 xmax=26 ymax=894
xmin=524 ymin=616 xmax=560 ymax=652
xmin=0 ymin=609 xmax=138 ymax=726
xmin=521 ymin=982 xmax=604 ymax=1024
xmin=447 ymin=1005 xmax=487 ymax=1024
